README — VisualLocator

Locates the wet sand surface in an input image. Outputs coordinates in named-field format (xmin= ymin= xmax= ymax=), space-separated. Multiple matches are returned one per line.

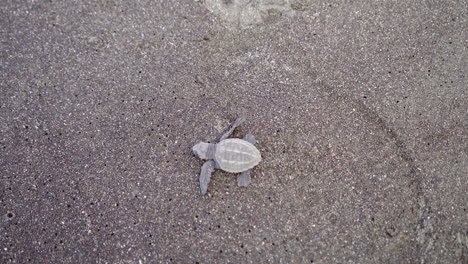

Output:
xmin=1 ymin=1 xmax=466 ymax=263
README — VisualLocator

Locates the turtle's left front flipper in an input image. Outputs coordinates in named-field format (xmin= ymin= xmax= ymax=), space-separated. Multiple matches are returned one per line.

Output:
xmin=237 ymin=170 xmax=251 ymax=187
xmin=200 ymin=160 xmax=216 ymax=195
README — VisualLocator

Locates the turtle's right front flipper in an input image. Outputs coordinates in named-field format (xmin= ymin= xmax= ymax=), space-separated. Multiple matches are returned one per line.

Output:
xmin=200 ymin=160 xmax=216 ymax=195
xmin=219 ymin=117 xmax=246 ymax=141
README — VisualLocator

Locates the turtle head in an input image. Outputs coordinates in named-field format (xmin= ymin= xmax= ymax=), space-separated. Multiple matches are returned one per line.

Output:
xmin=192 ymin=142 xmax=215 ymax=160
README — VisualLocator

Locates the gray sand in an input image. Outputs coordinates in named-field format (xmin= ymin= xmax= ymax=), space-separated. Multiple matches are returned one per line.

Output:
xmin=1 ymin=1 xmax=466 ymax=263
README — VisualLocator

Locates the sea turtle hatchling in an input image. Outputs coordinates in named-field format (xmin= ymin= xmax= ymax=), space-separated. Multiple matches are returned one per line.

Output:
xmin=192 ymin=117 xmax=262 ymax=194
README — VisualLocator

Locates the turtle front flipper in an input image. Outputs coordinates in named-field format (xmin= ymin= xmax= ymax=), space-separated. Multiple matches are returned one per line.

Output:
xmin=219 ymin=117 xmax=246 ymax=141
xmin=237 ymin=170 xmax=251 ymax=187
xmin=200 ymin=160 xmax=216 ymax=195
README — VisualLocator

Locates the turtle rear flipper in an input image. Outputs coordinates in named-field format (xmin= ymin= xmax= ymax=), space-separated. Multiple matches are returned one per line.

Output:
xmin=243 ymin=133 xmax=256 ymax=144
xmin=237 ymin=170 xmax=251 ymax=187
